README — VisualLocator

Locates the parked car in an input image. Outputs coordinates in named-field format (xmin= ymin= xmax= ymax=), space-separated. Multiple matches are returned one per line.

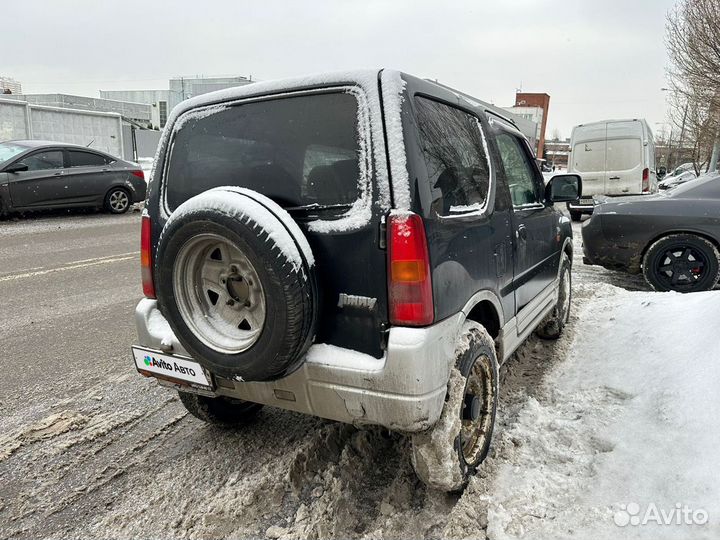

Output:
xmin=131 ymin=69 xmax=580 ymax=491
xmin=566 ymin=118 xmax=656 ymax=221
xmin=667 ymin=162 xmax=695 ymax=177
xmin=582 ymin=172 xmax=720 ymax=292
xmin=0 ymin=140 xmax=146 ymax=215
xmin=658 ymin=169 xmax=697 ymax=190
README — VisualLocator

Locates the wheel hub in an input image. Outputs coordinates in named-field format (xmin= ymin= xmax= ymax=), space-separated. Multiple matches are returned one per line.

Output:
xmin=173 ymin=234 xmax=266 ymax=354
xmin=226 ymin=274 xmax=250 ymax=304
xmin=657 ymin=246 xmax=707 ymax=288
xmin=463 ymin=394 xmax=481 ymax=421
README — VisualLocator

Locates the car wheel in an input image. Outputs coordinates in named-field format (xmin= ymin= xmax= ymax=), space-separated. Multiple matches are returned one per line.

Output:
xmin=156 ymin=188 xmax=317 ymax=382
xmin=411 ymin=321 xmax=498 ymax=492
xmin=105 ymin=187 xmax=131 ymax=214
xmin=536 ymin=253 xmax=571 ymax=339
xmin=569 ymin=210 xmax=583 ymax=222
xmin=178 ymin=391 xmax=263 ymax=427
xmin=642 ymin=234 xmax=720 ymax=293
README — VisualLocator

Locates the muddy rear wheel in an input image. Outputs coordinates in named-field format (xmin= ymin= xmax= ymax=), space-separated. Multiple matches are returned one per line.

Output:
xmin=411 ymin=321 xmax=498 ymax=492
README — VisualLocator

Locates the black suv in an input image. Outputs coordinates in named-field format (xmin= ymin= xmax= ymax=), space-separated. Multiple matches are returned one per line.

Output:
xmin=132 ymin=69 xmax=580 ymax=491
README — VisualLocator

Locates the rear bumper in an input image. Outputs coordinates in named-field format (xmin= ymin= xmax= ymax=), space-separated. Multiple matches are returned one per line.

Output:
xmin=581 ymin=215 xmax=640 ymax=272
xmin=567 ymin=198 xmax=595 ymax=213
xmin=134 ymin=299 xmax=460 ymax=432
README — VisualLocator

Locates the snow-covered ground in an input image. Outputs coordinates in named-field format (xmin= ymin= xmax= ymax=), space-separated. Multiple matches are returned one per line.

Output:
xmin=455 ymin=283 xmax=720 ymax=539
xmin=1 ymin=220 xmax=718 ymax=539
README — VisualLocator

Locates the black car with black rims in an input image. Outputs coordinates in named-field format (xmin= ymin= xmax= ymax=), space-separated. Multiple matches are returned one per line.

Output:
xmin=582 ymin=172 xmax=720 ymax=292
xmin=0 ymin=140 xmax=146 ymax=215
xmin=132 ymin=69 xmax=580 ymax=491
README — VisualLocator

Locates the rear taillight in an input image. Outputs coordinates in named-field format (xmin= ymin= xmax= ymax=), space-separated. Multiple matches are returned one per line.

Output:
xmin=642 ymin=168 xmax=650 ymax=192
xmin=131 ymin=170 xmax=145 ymax=181
xmin=141 ymin=215 xmax=155 ymax=298
xmin=387 ymin=212 xmax=433 ymax=326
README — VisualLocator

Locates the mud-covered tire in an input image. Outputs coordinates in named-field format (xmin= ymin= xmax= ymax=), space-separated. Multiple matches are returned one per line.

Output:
xmin=178 ymin=391 xmax=263 ymax=427
xmin=411 ymin=321 xmax=498 ymax=492
xmin=536 ymin=253 xmax=571 ymax=339
xmin=156 ymin=187 xmax=317 ymax=381
xmin=104 ymin=187 xmax=131 ymax=214
xmin=642 ymin=234 xmax=720 ymax=293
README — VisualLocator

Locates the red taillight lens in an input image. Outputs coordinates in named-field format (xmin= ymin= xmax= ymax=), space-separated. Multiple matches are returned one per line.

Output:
xmin=131 ymin=170 xmax=145 ymax=181
xmin=387 ymin=212 xmax=433 ymax=326
xmin=141 ymin=215 xmax=155 ymax=298
xmin=642 ymin=168 xmax=650 ymax=192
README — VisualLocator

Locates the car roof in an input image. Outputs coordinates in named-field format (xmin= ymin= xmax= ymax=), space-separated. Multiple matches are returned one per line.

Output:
xmin=6 ymin=139 xmax=109 ymax=152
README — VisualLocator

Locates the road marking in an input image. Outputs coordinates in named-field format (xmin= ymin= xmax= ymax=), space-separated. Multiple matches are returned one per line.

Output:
xmin=0 ymin=252 xmax=140 ymax=282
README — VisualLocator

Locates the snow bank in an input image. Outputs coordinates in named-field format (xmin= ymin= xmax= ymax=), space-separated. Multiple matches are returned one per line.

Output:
xmin=481 ymin=284 xmax=720 ymax=539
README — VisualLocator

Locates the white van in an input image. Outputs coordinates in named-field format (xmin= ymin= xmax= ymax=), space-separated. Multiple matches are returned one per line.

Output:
xmin=567 ymin=118 xmax=656 ymax=220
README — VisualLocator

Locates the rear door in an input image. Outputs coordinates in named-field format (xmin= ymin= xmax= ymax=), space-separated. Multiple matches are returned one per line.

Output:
xmin=570 ymin=123 xmax=607 ymax=196
xmin=605 ymin=120 xmax=644 ymax=195
xmin=161 ymin=89 xmax=389 ymax=358
xmin=7 ymin=149 xmax=68 ymax=207
xmin=63 ymin=149 xmax=114 ymax=203
xmin=495 ymin=130 xmax=558 ymax=322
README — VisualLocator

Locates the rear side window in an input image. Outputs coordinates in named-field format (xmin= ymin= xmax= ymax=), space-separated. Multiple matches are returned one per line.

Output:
xmin=165 ymin=92 xmax=361 ymax=211
xmin=414 ymin=97 xmax=491 ymax=215
xmin=68 ymin=150 xmax=110 ymax=168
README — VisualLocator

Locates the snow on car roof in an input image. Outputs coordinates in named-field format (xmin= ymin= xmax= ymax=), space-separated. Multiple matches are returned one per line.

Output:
xmin=155 ymin=69 xmax=412 ymax=225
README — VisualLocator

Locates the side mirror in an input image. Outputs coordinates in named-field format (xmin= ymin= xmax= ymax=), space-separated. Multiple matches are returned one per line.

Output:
xmin=546 ymin=174 xmax=582 ymax=203
xmin=4 ymin=162 xmax=29 ymax=173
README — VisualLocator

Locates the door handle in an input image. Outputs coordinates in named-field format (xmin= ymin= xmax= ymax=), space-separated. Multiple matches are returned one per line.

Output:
xmin=53 ymin=172 xmax=64 ymax=176
xmin=516 ymin=225 xmax=528 ymax=241
xmin=609 ymin=176 xmax=620 ymax=180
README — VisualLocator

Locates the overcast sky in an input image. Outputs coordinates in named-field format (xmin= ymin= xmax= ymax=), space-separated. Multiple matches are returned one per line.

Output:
xmin=3 ymin=0 xmax=676 ymax=138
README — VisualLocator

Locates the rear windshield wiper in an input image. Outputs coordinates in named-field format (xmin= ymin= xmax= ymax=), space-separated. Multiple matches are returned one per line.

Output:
xmin=284 ymin=203 xmax=353 ymax=214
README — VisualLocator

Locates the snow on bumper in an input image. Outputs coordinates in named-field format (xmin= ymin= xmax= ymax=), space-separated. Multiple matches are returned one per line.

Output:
xmin=135 ymin=298 xmax=460 ymax=432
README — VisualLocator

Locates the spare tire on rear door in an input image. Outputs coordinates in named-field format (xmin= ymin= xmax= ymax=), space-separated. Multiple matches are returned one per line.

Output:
xmin=156 ymin=187 xmax=317 ymax=382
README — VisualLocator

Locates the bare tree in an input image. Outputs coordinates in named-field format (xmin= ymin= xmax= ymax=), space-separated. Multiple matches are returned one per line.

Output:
xmin=666 ymin=0 xmax=720 ymax=99
xmin=666 ymin=0 xmax=720 ymax=171
xmin=664 ymin=90 xmax=715 ymax=172
xmin=550 ymin=128 xmax=562 ymax=141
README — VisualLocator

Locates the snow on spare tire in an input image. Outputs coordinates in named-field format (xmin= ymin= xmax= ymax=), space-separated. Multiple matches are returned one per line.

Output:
xmin=156 ymin=187 xmax=317 ymax=382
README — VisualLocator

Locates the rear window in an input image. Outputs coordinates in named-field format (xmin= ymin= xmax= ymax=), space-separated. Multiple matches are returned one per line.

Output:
xmin=606 ymin=138 xmax=641 ymax=171
xmin=165 ymin=92 xmax=361 ymax=211
xmin=572 ymin=140 xmax=606 ymax=173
